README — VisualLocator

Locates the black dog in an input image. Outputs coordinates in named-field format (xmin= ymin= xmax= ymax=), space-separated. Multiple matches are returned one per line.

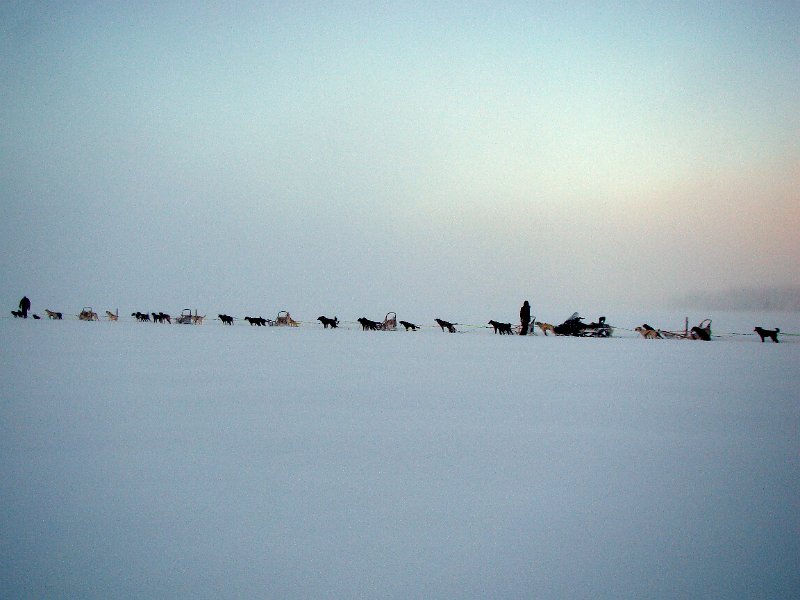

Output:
xmin=318 ymin=316 xmax=339 ymax=329
xmin=245 ymin=316 xmax=268 ymax=326
xmin=131 ymin=311 xmax=150 ymax=322
xmin=218 ymin=314 xmax=234 ymax=325
xmin=399 ymin=320 xmax=419 ymax=331
xmin=435 ymin=318 xmax=456 ymax=333
xmin=357 ymin=317 xmax=381 ymax=331
xmin=11 ymin=310 xmax=24 ymax=318
xmin=754 ymin=327 xmax=780 ymax=343
xmin=488 ymin=320 xmax=513 ymax=335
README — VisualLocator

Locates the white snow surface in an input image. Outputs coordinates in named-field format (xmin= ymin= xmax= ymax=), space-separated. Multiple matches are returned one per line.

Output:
xmin=2 ymin=314 xmax=799 ymax=599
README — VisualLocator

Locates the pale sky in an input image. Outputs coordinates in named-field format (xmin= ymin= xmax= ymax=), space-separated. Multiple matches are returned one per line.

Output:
xmin=2 ymin=1 xmax=798 ymax=321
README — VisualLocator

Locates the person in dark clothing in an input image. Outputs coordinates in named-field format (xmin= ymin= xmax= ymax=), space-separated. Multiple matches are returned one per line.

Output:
xmin=519 ymin=300 xmax=531 ymax=335
xmin=19 ymin=296 xmax=31 ymax=319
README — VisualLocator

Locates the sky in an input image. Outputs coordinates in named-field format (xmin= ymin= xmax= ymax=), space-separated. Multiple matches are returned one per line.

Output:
xmin=2 ymin=1 xmax=798 ymax=322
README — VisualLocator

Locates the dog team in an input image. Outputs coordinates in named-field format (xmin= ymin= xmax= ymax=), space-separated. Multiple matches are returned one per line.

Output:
xmin=9 ymin=296 xmax=785 ymax=342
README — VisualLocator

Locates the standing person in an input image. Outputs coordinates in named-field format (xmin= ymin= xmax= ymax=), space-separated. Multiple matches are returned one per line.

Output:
xmin=519 ymin=300 xmax=531 ymax=335
xmin=19 ymin=296 xmax=31 ymax=319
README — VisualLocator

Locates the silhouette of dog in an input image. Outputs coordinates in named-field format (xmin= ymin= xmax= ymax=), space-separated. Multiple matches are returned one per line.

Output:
xmin=318 ymin=316 xmax=339 ymax=328
xmin=357 ymin=317 xmax=381 ymax=331
xmin=488 ymin=320 xmax=513 ymax=335
xmin=11 ymin=310 xmax=24 ymax=318
xmin=151 ymin=312 xmax=171 ymax=324
xmin=45 ymin=309 xmax=63 ymax=320
xmin=535 ymin=321 xmax=555 ymax=336
xmin=131 ymin=311 xmax=150 ymax=322
xmin=399 ymin=320 xmax=419 ymax=331
xmin=754 ymin=327 xmax=780 ymax=343
xmin=245 ymin=316 xmax=264 ymax=326
xmin=32 ymin=314 xmax=40 ymax=319
xmin=435 ymin=318 xmax=456 ymax=333
xmin=218 ymin=314 xmax=234 ymax=325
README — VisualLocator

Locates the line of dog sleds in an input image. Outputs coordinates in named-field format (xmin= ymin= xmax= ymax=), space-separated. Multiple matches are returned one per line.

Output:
xmin=13 ymin=305 xmax=785 ymax=342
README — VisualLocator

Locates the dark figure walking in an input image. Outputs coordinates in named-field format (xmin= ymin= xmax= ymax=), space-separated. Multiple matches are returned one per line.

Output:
xmin=519 ymin=300 xmax=531 ymax=335
xmin=19 ymin=296 xmax=31 ymax=319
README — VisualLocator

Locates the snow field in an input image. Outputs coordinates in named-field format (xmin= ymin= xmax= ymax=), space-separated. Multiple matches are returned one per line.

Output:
xmin=1 ymin=317 xmax=798 ymax=599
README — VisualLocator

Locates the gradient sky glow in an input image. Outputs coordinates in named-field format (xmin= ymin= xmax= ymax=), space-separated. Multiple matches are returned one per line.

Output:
xmin=2 ymin=1 xmax=798 ymax=320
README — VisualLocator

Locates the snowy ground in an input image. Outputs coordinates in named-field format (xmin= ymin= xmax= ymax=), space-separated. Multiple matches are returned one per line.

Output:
xmin=1 ymin=314 xmax=798 ymax=599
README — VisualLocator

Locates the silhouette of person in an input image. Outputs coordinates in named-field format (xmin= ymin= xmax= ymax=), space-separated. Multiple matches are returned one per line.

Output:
xmin=19 ymin=296 xmax=31 ymax=319
xmin=519 ymin=300 xmax=531 ymax=335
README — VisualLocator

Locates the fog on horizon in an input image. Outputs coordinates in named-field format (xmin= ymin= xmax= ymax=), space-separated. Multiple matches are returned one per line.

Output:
xmin=2 ymin=2 xmax=798 ymax=319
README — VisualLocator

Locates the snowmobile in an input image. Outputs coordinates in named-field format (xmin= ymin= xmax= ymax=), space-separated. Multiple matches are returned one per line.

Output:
xmin=553 ymin=313 xmax=613 ymax=337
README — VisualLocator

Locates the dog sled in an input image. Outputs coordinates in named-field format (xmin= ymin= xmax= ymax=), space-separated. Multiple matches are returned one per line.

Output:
xmin=273 ymin=310 xmax=299 ymax=327
xmin=658 ymin=318 xmax=712 ymax=340
xmin=553 ymin=313 xmax=612 ymax=337
xmin=79 ymin=307 xmax=99 ymax=321
xmin=175 ymin=309 xmax=195 ymax=324
xmin=380 ymin=312 xmax=397 ymax=331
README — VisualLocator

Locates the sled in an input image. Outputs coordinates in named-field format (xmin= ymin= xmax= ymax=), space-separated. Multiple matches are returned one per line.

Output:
xmin=579 ymin=316 xmax=613 ymax=337
xmin=274 ymin=310 xmax=299 ymax=327
xmin=175 ymin=309 xmax=194 ymax=324
xmin=690 ymin=318 xmax=712 ymax=340
xmin=659 ymin=318 xmax=712 ymax=340
xmin=79 ymin=307 xmax=99 ymax=321
xmin=553 ymin=313 xmax=612 ymax=337
xmin=380 ymin=312 xmax=397 ymax=331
